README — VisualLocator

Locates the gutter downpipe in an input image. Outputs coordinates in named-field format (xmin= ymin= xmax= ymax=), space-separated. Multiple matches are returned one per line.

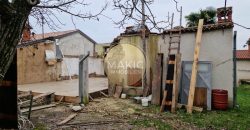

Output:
xmin=233 ymin=31 xmax=237 ymax=108
xmin=79 ymin=52 xmax=90 ymax=104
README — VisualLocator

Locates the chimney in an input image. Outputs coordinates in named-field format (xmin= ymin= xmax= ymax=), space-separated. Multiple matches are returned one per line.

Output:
xmin=21 ymin=23 xmax=32 ymax=42
xmin=249 ymin=44 xmax=250 ymax=53
xmin=217 ymin=7 xmax=232 ymax=23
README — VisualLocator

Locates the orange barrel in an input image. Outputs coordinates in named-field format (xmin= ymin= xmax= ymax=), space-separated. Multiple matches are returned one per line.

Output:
xmin=212 ymin=89 xmax=228 ymax=110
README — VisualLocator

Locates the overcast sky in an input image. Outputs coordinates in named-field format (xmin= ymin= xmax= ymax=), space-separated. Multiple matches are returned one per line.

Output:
xmin=30 ymin=0 xmax=250 ymax=50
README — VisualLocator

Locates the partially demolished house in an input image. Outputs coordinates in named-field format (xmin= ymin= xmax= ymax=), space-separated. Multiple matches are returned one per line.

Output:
xmin=105 ymin=7 xmax=235 ymax=109
xmin=17 ymin=29 xmax=104 ymax=84
xmin=236 ymin=38 xmax=250 ymax=84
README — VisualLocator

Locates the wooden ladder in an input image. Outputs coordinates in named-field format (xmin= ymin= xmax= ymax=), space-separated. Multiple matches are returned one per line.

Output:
xmin=160 ymin=27 xmax=182 ymax=113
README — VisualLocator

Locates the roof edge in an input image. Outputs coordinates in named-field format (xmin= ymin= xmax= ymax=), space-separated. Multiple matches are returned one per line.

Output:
xmin=163 ymin=22 xmax=234 ymax=34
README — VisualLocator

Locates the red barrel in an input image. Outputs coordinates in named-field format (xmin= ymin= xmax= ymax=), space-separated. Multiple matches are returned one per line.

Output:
xmin=212 ymin=89 xmax=228 ymax=110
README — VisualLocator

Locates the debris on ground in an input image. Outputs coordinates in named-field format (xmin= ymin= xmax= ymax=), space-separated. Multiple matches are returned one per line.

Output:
xmin=71 ymin=106 xmax=83 ymax=112
xmin=30 ymin=98 xmax=198 ymax=130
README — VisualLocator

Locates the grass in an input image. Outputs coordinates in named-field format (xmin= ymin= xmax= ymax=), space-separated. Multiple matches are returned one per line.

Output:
xmin=176 ymin=84 xmax=250 ymax=130
xmin=34 ymin=123 xmax=47 ymax=130
xmin=130 ymin=119 xmax=172 ymax=130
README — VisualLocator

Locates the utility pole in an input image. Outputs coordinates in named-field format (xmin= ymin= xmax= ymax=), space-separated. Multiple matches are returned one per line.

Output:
xmin=180 ymin=6 xmax=182 ymax=27
xmin=40 ymin=12 xmax=45 ymax=39
xmin=224 ymin=0 xmax=227 ymax=9
xmin=141 ymin=0 xmax=148 ymax=96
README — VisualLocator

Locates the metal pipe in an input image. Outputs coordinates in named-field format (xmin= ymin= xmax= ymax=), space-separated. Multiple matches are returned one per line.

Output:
xmin=79 ymin=52 xmax=90 ymax=63
xmin=233 ymin=31 xmax=237 ymax=108
xmin=180 ymin=6 xmax=182 ymax=27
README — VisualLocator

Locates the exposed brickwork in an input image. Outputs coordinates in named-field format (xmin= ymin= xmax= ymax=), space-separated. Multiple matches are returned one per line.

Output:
xmin=217 ymin=7 xmax=232 ymax=23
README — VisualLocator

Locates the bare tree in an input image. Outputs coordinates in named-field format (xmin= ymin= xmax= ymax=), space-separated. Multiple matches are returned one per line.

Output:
xmin=0 ymin=0 xmax=107 ymax=81
xmin=31 ymin=0 xmax=107 ymax=31
xmin=112 ymin=0 xmax=182 ymax=96
xmin=113 ymin=0 xmax=172 ymax=32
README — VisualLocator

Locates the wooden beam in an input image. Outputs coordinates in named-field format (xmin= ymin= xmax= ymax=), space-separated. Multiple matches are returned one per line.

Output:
xmin=165 ymin=80 xmax=173 ymax=84
xmin=160 ymin=90 xmax=168 ymax=112
xmin=100 ymin=91 xmax=108 ymax=97
xmin=114 ymin=86 xmax=123 ymax=98
xmin=57 ymin=113 xmax=78 ymax=126
xmin=18 ymin=91 xmax=32 ymax=98
xmin=177 ymin=103 xmax=203 ymax=112
xmin=151 ymin=54 xmax=163 ymax=105
xmin=187 ymin=19 xmax=204 ymax=114
xmin=171 ymin=54 xmax=181 ymax=113
xmin=21 ymin=104 xmax=56 ymax=113
xmin=19 ymin=92 xmax=55 ymax=105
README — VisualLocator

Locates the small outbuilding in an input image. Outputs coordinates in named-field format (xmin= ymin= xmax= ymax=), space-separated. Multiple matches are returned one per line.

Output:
xmin=105 ymin=7 xmax=235 ymax=108
xmin=17 ymin=29 xmax=104 ymax=84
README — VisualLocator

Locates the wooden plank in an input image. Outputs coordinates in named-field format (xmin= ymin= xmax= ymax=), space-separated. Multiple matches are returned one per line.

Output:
xmin=18 ymin=91 xmax=32 ymax=98
xmin=33 ymin=92 xmax=55 ymax=100
xmin=152 ymin=54 xmax=163 ymax=105
xmin=171 ymin=58 xmax=177 ymax=113
xmin=168 ymin=61 xmax=175 ymax=64
xmin=177 ymin=103 xmax=203 ymax=112
xmin=160 ymin=90 xmax=168 ymax=112
xmin=174 ymin=53 xmax=181 ymax=112
xmin=100 ymin=91 xmax=108 ymax=97
xmin=114 ymin=86 xmax=123 ymax=98
xmin=21 ymin=104 xmax=56 ymax=113
xmin=57 ymin=113 xmax=78 ymax=125
xmin=194 ymin=87 xmax=207 ymax=108
xmin=108 ymin=84 xmax=116 ymax=97
xmin=19 ymin=92 xmax=55 ymax=105
xmin=165 ymin=80 xmax=173 ymax=84
xmin=187 ymin=19 xmax=204 ymax=114
xmin=171 ymin=54 xmax=182 ymax=113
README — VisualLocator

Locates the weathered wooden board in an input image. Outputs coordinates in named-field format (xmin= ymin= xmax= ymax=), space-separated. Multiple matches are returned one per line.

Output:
xmin=160 ymin=91 xmax=168 ymax=112
xmin=187 ymin=19 xmax=204 ymax=114
xmin=21 ymin=104 xmax=56 ymax=113
xmin=19 ymin=92 xmax=55 ymax=105
xmin=151 ymin=54 xmax=163 ymax=105
xmin=171 ymin=54 xmax=182 ymax=113
xmin=114 ymin=86 xmax=123 ymax=98
xmin=57 ymin=113 xmax=78 ymax=125
xmin=194 ymin=87 xmax=207 ymax=108
xmin=177 ymin=103 xmax=203 ymax=112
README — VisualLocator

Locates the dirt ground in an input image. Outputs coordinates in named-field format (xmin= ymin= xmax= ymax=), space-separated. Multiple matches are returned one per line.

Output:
xmin=30 ymin=98 xmax=198 ymax=130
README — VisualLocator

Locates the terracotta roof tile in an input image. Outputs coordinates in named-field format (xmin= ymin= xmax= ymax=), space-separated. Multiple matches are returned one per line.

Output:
xmin=19 ymin=29 xmax=97 ymax=47
xmin=236 ymin=50 xmax=250 ymax=60
xmin=32 ymin=30 xmax=77 ymax=40
xmin=163 ymin=22 xmax=234 ymax=34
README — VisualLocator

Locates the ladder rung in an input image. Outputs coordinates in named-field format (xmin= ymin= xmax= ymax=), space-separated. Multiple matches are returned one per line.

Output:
xmin=165 ymin=101 xmax=172 ymax=105
xmin=168 ymin=60 xmax=175 ymax=64
xmin=165 ymin=80 xmax=174 ymax=84
xmin=170 ymin=35 xmax=181 ymax=38
xmin=170 ymin=41 xmax=180 ymax=44
xmin=169 ymin=47 xmax=179 ymax=50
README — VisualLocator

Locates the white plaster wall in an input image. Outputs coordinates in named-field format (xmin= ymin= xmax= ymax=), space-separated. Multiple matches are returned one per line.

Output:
xmin=59 ymin=33 xmax=94 ymax=56
xmin=88 ymin=57 xmax=105 ymax=75
xmin=61 ymin=58 xmax=79 ymax=76
xmin=61 ymin=57 xmax=104 ymax=76
xmin=158 ymin=29 xmax=234 ymax=106
xmin=237 ymin=60 xmax=250 ymax=82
